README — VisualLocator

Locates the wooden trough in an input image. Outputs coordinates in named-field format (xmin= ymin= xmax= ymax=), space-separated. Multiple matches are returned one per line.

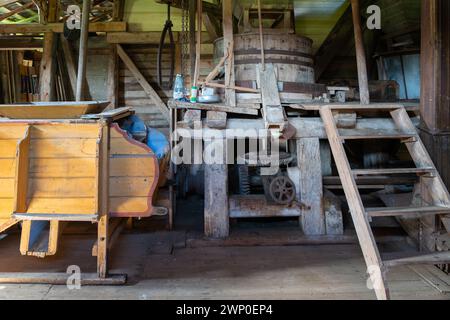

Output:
xmin=0 ymin=103 xmax=160 ymax=283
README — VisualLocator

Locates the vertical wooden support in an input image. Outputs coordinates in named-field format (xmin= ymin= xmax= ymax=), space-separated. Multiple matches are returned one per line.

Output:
xmin=189 ymin=0 xmax=197 ymax=84
xmin=420 ymin=0 xmax=450 ymax=189
xmin=47 ymin=0 xmax=58 ymax=23
xmin=193 ymin=0 xmax=202 ymax=87
xmin=97 ymin=122 xmax=110 ymax=278
xmin=106 ymin=44 xmax=119 ymax=109
xmin=112 ymin=0 xmax=125 ymax=21
xmin=420 ymin=0 xmax=450 ymax=133
xmin=204 ymin=139 xmax=229 ymax=238
xmin=350 ymin=0 xmax=370 ymax=105
xmin=223 ymin=0 xmax=236 ymax=106
xmin=13 ymin=127 xmax=30 ymax=214
xmin=76 ymin=0 xmax=91 ymax=101
xmin=39 ymin=32 xmax=56 ymax=101
xmin=297 ymin=138 xmax=325 ymax=235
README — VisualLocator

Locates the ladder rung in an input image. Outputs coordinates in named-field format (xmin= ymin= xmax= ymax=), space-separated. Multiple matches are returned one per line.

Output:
xmin=353 ymin=168 xmax=435 ymax=176
xmin=328 ymin=104 xmax=404 ymax=111
xmin=340 ymin=133 xmax=416 ymax=140
xmin=384 ymin=251 xmax=450 ymax=268
xmin=367 ymin=206 xmax=450 ymax=218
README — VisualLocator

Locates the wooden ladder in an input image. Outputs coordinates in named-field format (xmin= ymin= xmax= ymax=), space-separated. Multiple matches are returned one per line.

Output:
xmin=319 ymin=105 xmax=450 ymax=300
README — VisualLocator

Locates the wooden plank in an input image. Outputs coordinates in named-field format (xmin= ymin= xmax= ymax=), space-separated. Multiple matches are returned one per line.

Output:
xmin=297 ymin=138 xmax=325 ymax=235
xmin=391 ymin=108 xmax=450 ymax=205
xmin=367 ymin=206 xmax=450 ymax=218
xmin=92 ymin=218 xmax=126 ymax=256
xmin=169 ymin=99 xmax=259 ymax=116
xmin=29 ymin=139 xmax=98 ymax=158
xmin=206 ymin=111 xmax=227 ymax=129
xmin=257 ymin=63 xmax=286 ymax=129
xmin=0 ymin=159 xmax=16 ymax=177
xmin=192 ymin=0 xmax=202 ymax=87
xmin=27 ymin=177 xmax=96 ymax=198
xmin=0 ymin=273 xmax=126 ymax=285
xmin=385 ymin=251 xmax=450 ymax=268
xmin=320 ymin=106 xmax=389 ymax=300
xmin=117 ymin=44 xmax=169 ymax=120
xmin=204 ymin=140 xmax=228 ymax=238
xmin=29 ymin=159 xmax=96 ymax=179
xmin=25 ymin=198 xmax=97 ymax=215
xmin=223 ymin=0 xmax=236 ymax=106
xmin=107 ymin=44 xmax=119 ymax=109
xmin=350 ymin=0 xmax=370 ymax=105
xmin=75 ymin=0 xmax=91 ymax=101
xmin=13 ymin=127 xmax=30 ymax=213
xmin=353 ymin=168 xmax=435 ymax=176
xmin=0 ymin=22 xmax=127 ymax=34
xmin=420 ymin=0 xmax=450 ymax=133
xmin=39 ymin=32 xmax=56 ymax=101
xmin=97 ymin=123 xmax=110 ymax=278
xmin=229 ymin=195 xmax=301 ymax=218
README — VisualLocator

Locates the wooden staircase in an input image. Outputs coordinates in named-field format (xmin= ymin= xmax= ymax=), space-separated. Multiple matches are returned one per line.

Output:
xmin=319 ymin=105 xmax=450 ymax=300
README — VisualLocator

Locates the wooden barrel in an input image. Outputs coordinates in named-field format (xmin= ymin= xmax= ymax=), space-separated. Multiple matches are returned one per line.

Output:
xmin=214 ymin=33 xmax=316 ymax=85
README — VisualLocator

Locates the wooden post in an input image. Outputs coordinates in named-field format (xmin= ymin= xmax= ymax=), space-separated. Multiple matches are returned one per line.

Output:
xmin=106 ymin=44 xmax=119 ymax=109
xmin=420 ymin=0 xmax=450 ymax=188
xmin=223 ymin=0 xmax=236 ymax=106
xmin=76 ymin=0 xmax=91 ymax=101
xmin=189 ymin=0 xmax=196 ymax=85
xmin=204 ymin=139 xmax=229 ymax=238
xmin=97 ymin=122 xmax=110 ymax=278
xmin=193 ymin=0 xmax=202 ymax=87
xmin=297 ymin=138 xmax=326 ymax=235
xmin=39 ymin=32 xmax=56 ymax=101
xmin=350 ymin=0 xmax=370 ymax=105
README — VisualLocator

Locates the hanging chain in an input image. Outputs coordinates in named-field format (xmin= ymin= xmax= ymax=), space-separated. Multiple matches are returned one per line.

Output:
xmin=180 ymin=0 xmax=189 ymax=77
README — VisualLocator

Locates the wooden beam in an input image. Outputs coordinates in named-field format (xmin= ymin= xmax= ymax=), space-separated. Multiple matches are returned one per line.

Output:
xmin=117 ymin=44 xmax=169 ymax=120
xmin=0 ymin=22 xmax=127 ymax=34
xmin=39 ymin=32 xmax=56 ymax=101
xmin=75 ymin=0 xmax=91 ymax=101
xmin=189 ymin=0 xmax=196 ymax=83
xmin=297 ymin=138 xmax=325 ymax=235
xmin=155 ymin=0 xmax=221 ymax=16
xmin=46 ymin=0 xmax=58 ymax=23
xmin=204 ymin=140 xmax=229 ymax=238
xmin=203 ymin=11 xmax=221 ymax=40
xmin=420 ymin=0 xmax=450 ymax=133
xmin=106 ymin=44 xmax=119 ymax=109
xmin=97 ymin=122 xmax=109 ymax=278
xmin=223 ymin=0 xmax=236 ymax=106
xmin=106 ymin=31 xmax=213 ymax=44
xmin=350 ymin=0 xmax=370 ymax=105
xmin=193 ymin=0 xmax=202 ymax=87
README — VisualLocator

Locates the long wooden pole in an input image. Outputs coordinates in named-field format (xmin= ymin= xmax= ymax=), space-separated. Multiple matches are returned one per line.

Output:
xmin=257 ymin=0 xmax=265 ymax=70
xmin=193 ymin=0 xmax=202 ymax=87
xmin=350 ymin=0 xmax=370 ymax=105
xmin=76 ymin=0 xmax=91 ymax=101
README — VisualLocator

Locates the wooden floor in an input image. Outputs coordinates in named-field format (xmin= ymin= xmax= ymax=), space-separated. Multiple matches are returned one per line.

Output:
xmin=0 ymin=228 xmax=448 ymax=300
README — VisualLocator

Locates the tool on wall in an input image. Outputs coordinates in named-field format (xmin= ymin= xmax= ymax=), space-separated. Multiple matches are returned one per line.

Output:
xmin=157 ymin=3 xmax=175 ymax=89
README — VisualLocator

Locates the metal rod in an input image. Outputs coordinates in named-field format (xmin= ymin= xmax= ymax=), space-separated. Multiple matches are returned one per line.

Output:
xmin=76 ymin=0 xmax=91 ymax=101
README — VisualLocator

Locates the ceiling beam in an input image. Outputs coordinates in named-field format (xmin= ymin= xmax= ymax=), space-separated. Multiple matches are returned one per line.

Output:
xmin=0 ymin=21 xmax=127 ymax=34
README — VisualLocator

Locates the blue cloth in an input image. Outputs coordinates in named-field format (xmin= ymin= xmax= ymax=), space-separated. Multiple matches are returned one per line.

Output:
xmin=121 ymin=115 xmax=147 ymax=138
xmin=147 ymin=127 xmax=169 ymax=159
